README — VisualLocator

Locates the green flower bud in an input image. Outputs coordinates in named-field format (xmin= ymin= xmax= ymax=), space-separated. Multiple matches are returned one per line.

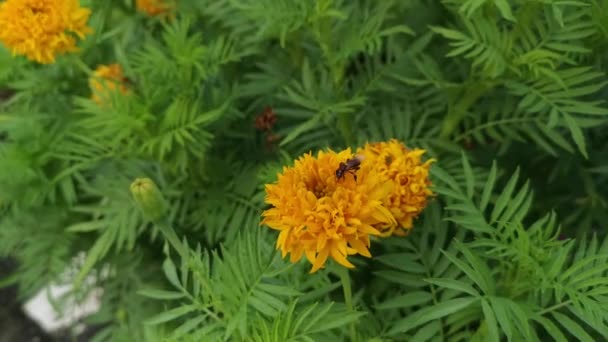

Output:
xmin=116 ymin=308 xmax=127 ymax=323
xmin=130 ymin=177 xmax=167 ymax=222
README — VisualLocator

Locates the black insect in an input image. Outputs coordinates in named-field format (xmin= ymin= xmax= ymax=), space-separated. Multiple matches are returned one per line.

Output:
xmin=336 ymin=155 xmax=364 ymax=181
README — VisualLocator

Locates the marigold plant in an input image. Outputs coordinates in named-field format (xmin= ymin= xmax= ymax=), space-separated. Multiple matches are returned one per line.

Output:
xmin=358 ymin=139 xmax=434 ymax=236
xmin=261 ymin=148 xmax=397 ymax=272
xmin=0 ymin=0 xmax=91 ymax=64
xmin=88 ymin=64 xmax=130 ymax=105
xmin=1 ymin=1 xmax=608 ymax=341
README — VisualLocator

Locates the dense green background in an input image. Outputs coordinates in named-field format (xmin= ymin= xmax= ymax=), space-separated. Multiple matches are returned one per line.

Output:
xmin=1 ymin=0 xmax=608 ymax=341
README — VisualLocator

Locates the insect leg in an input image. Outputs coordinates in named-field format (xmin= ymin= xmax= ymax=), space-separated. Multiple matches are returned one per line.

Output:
xmin=348 ymin=170 xmax=357 ymax=182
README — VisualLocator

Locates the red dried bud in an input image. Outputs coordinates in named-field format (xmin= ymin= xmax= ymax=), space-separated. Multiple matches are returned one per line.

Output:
xmin=254 ymin=107 xmax=278 ymax=131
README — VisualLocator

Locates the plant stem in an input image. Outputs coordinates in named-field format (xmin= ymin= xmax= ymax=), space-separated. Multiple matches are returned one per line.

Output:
xmin=440 ymin=81 xmax=493 ymax=139
xmin=156 ymin=218 xmax=187 ymax=259
xmin=310 ymin=9 xmax=353 ymax=147
xmin=537 ymin=300 xmax=572 ymax=316
xmin=337 ymin=112 xmax=354 ymax=147
xmin=337 ymin=266 xmax=357 ymax=342
xmin=72 ymin=56 xmax=92 ymax=75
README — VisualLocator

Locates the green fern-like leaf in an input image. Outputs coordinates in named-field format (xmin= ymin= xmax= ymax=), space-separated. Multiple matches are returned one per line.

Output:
xmin=431 ymin=16 xmax=511 ymax=78
xmin=141 ymin=229 xmax=299 ymax=341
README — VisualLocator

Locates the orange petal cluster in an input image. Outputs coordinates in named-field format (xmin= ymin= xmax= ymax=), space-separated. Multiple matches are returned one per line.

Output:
xmin=0 ymin=0 xmax=91 ymax=64
xmin=88 ymin=64 xmax=130 ymax=105
xmin=136 ymin=0 xmax=174 ymax=17
xmin=262 ymin=141 xmax=434 ymax=272
xmin=358 ymin=139 xmax=435 ymax=236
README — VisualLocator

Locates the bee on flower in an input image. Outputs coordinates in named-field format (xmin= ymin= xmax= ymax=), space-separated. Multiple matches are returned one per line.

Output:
xmin=261 ymin=148 xmax=397 ymax=273
xmin=261 ymin=140 xmax=434 ymax=272
xmin=0 ymin=0 xmax=92 ymax=64
xmin=88 ymin=64 xmax=130 ymax=105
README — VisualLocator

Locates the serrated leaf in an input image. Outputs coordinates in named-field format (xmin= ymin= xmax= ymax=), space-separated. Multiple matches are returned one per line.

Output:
xmin=66 ymin=221 xmax=106 ymax=232
xmin=552 ymin=311 xmax=594 ymax=342
xmin=171 ymin=315 xmax=207 ymax=339
xmin=461 ymin=151 xmax=475 ymax=199
xmin=480 ymin=161 xmax=497 ymax=212
xmin=425 ymin=278 xmax=480 ymax=297
xmin=534 ymin=316 xmax=568 ymax=342
xmin=489 ymin=297 xmax=513 ymax=341
xmin=163 ymin=257 xmax=182 ymax=289
xmin=137 ymin=288 xmax=185 ymax=300
xmin=441 ymin=249 xmax=490 ymax=295
xmin=494 ymin=0 xmax=515 ymax=21
xmin=375 ymin=253 xmax=426 ymax=273
xmin=375 ymin=291 xmax=433 ymax=310
xmin=410 ymin=321 xmax=442 ymax=342
xmin=490 ymin=168 xmax=519 ymax=223
xmin=563 ymin=114 xmax=588 ymax=158
xmin=388 ymin=297 xmax=478 ymax=335
xmin=308 ymin=311 xmax=366 ymax=333
xmin=74 ymin=229 xmax=115 ymax=288
xmin=257 ymin=283 xmax=302 ymax=297
xmin=481 ymin=298 xmax=500 ymax=342
xmin=144 ymin=305 xmax=196 ymax=325
xmin=279 ymin=115 xmax=321 ymax=146
xmin=249 ymin=296 xmax=278 ymax=317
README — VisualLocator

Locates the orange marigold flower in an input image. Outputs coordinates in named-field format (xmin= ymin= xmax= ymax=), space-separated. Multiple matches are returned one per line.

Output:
xmin=262 ymin=148 xmax=397 ymax=273
xmin=89 ymin=64 xmax=130 ymax=105
xmin=0 ymin=0 xmax=91 ymax=64
xmin=358 ymin=139 xmax=434 ymax=237
xmin=136 ymin=0 xmax=174 ymax=17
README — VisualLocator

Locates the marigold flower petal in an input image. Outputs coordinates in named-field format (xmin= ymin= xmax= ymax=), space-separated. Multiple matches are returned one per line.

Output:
xmin=349 ymin=238 xmax=371 ymax=258
xmin=290 ymin=247 xmax=304 ymax=264
xmin=0 ymin=0 xmax=92 ymax=64
xmin=310 ymin=248 xmax=329 ymax=273
xmin=330 ymin=245 xmax=355 ymax=269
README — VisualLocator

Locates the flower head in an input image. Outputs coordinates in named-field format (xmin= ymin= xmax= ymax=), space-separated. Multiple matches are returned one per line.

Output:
xmin=130 ymin=178 xmax=167 ymax=223
xmin=0 ymin=0 xmax=91 ymax=64
xmin=358 ymin=139 xmax=434 ymax=236
xmin=262 ymin=148 xmax=397 ymax=273
xmin=136 ymin=0 xmax=174 ymax=17
xmin=89 ymin=64 xmax=130 ymax=105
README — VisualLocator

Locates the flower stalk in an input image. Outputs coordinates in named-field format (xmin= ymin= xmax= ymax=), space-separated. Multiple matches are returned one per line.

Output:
xmin=336 ymin=265 xmax=357 ymax=342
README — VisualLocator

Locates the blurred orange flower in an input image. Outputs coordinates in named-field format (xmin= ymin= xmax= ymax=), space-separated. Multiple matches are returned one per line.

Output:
xmin=89 ymin=64 xmax=130 ymax=105
xmin=136 ymin=0 xmax=174 ymax=17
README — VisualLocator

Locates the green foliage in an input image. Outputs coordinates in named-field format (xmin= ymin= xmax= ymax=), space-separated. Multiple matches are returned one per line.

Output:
xmin=1 ymin=0 xmax=608 ymax=341
xmin=138 ymin=230 xmax=360 ymax=341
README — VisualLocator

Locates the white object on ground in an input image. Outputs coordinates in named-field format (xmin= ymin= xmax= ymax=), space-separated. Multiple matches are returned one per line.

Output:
xmin=21 ymin=252 xmax=105 ymax=333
